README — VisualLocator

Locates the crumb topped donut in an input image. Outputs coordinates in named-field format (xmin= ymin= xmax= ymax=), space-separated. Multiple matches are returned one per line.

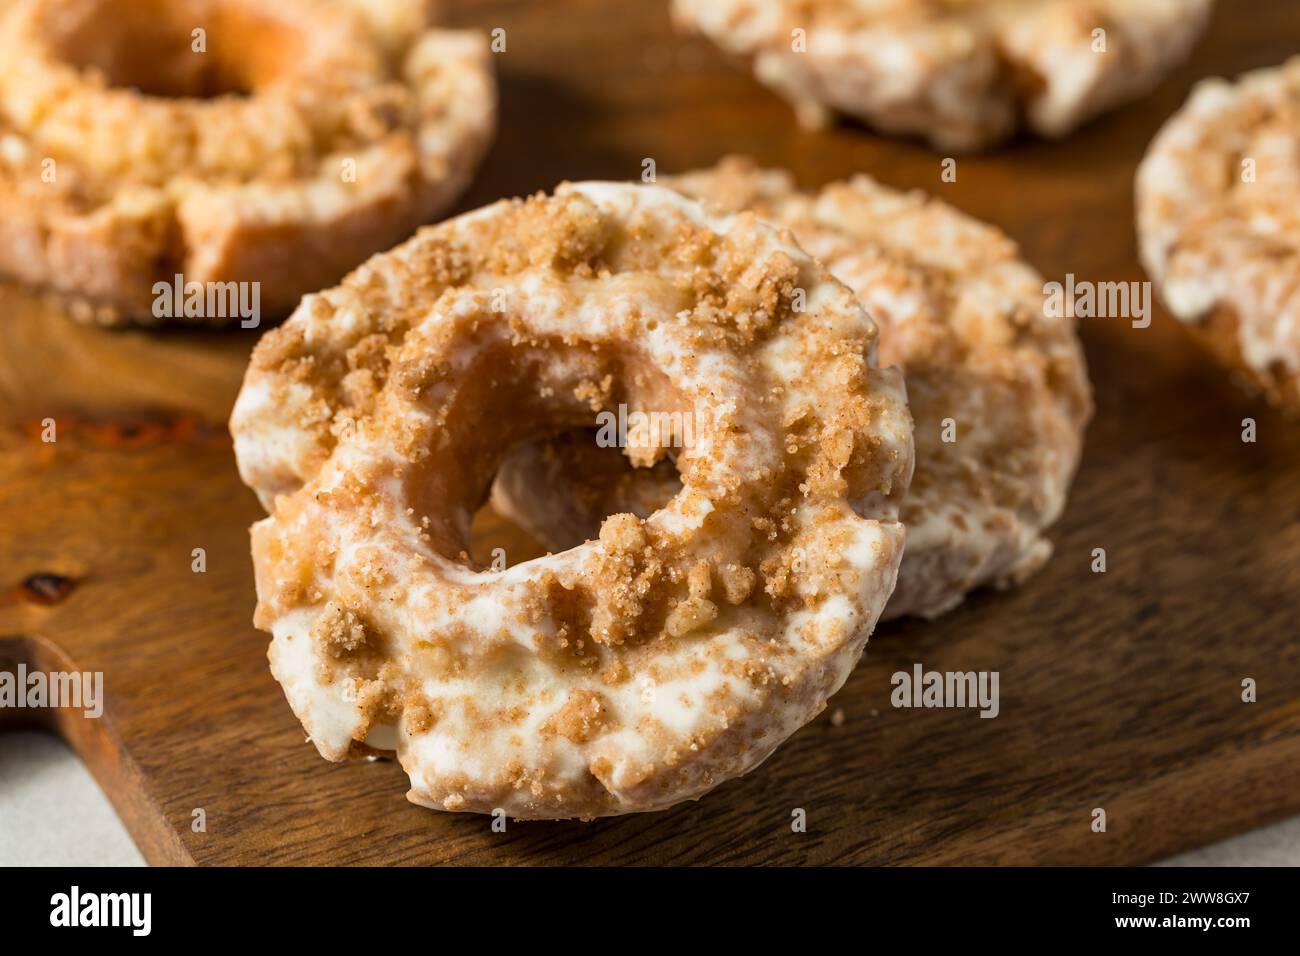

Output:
xmin=493 ymin=159 xmax=1092 ymax=620
xmin=230 ymin=182 xmax=913 ymax=818
xmin=1138 ymin=57 xmax=1300 ymax=414
xmin=0 ymin=0 xmax=494 ymax=324
xmin=672 ymin=0 xmax=1213 ymax=151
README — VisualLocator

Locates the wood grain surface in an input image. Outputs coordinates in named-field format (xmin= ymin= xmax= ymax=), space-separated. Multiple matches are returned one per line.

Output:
xmin=2 ymin=0 xmax=1299 ymax=866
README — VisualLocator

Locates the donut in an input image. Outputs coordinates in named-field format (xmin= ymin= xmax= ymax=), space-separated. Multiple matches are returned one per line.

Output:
xmin=492 ymin=159 xmax=1093 ymax=620
xmin=672 ymin=0 xmax=1213 ymax=151
xmin=229 ymin=181 xmax=914 ymax=818
xmin=0 ymin=0 xmax=495 ymax=325
xmin=1137 ymin=57 xmax=1300 ymax=414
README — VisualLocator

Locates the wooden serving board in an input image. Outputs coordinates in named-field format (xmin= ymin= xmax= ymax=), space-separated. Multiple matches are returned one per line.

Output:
xmin=3 ymin=0 xmax=1299 ymax=866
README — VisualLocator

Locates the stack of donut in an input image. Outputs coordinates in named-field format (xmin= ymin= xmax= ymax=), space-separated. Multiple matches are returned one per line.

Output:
xmin=231 ymin=181 xmax=916 ymax=817
xmin=229 ymin=162 xmax=1092 ymax=818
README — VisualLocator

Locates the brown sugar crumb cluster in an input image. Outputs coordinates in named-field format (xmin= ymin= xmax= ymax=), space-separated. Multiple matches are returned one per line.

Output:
xmin=311 ymin=601 xmax=372 ymax=659
xmin=542 ymin=690 xmax=609 ymax=744
xmin=234 ymin=180 xmax=913 ymax=819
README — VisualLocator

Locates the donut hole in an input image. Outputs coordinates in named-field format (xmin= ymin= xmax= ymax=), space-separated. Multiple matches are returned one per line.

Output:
xmin=473 ymin=429 xmax=683 ymax=565
xmin=470 ymin=496 xmax=550 ymax=567
xmin=43 ymin=0 xmax=309 ymax=99
xmin=400 ymin=337 xmax=692 ymax=569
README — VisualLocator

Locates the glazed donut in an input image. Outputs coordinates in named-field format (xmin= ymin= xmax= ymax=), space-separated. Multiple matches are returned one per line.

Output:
xmin=1137 ymin=57 xmax=1300 ymax=414
xmin=229 ymin=182 xmax=914 ymax=818
xmin=493 ymin=159 xmax=1092 ymax=620
xmin=0 ymin=0 xmax=494 ymax=324
xmin=672 ymin=0 xmax=1213 ymax=151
